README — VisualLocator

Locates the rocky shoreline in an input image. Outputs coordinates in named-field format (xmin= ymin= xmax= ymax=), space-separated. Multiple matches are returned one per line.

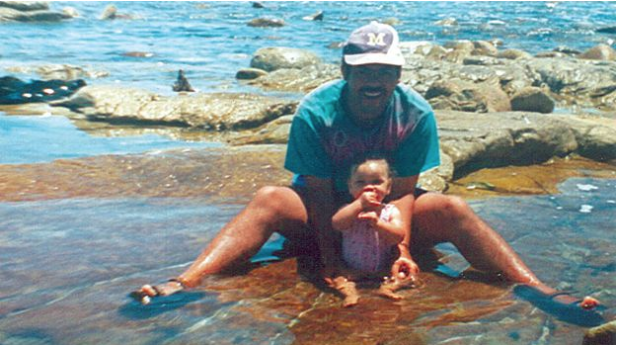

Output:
xmin=1 ymin=2 xmax=615 ymax=192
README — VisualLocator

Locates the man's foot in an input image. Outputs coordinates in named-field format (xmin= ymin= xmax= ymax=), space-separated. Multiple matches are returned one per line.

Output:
xmin=550 ymin=292 xmax=599 ymax=310
xmin=513 ymin=285 xmax=605 ymax=327
xmin=130 ymin=279 xmax=185 ymax=305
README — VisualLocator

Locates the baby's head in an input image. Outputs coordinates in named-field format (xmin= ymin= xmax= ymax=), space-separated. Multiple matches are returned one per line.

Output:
xmin=348 ymin=158 xmax=392 ymax=201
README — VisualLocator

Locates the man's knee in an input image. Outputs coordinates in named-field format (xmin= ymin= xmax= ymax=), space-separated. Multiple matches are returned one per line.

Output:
xmin=416 ymin=193 xmax=470 ymax=219
xmin=252 ymin=186 xmax=306 ymax=219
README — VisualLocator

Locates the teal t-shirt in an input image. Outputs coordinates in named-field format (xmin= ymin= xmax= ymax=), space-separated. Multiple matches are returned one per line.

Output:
xmin=284 ymin=80 xmax=440 ymax=192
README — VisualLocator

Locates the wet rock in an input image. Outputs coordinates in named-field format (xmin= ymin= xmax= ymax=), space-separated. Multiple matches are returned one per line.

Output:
xmin=527 ymin=57 xmax=616 ymax=111
xmin=6 ymin=64 xmax=109 ymax=80
xmin=473 ymin=40 xmax=499 ymax=57
xmin=497 ymin=49 xmax=533 ymax=60
xmin=382 ymin=17 xmax=402 ymax=26
xmin=554 ymin=46 xmax=582 ymax=56
xmin=0 ymin=76 xmax=86 ymax=105
xmin=235 ymin=68 xmax=269 ymax=80
xmin=53 ymin=85 xmax=297 ymax=131
xmin=510 ymin=87 xmax=555 ymax=114
xmin=247 ymin=17 xmax=285 ymax=28
xmin=578 ymin=44 xmax=616 ymax=61
xmin=248 ymin=63 xmax=339 ymax=93
xmin=172 ymin=70 xmax=195 ymax=92
xmin=558 ymin=115 xmax=616 ymax=162
xmin=463 ymin=56 xmax=503 ymax=66
xmin=0 ymin=4 xmax=75 ymax=22
xmin=425 ymin=78 xmax=511 ymax=113
xmin=435 ymin=17 xmax=458 ymax=26
xmin=0 ymin=1 xmax=48 ymax=11
xmin=230 ymin=114 xmax=293 ymax=145
xmin=302 ymin=10 xmax=323 ymax=21
xmin=251 ymin=2 xmax=265 ymax=9
xmin=250 ymin=47 xmax=322 ymax=72
xmin=99 ymin=5 xmax=138 ymax=20
xmin=121 ymin=51 xmax=154 ymax=58
xmin=596 ymin=26 xmax=616 ymax=34
xmin=583 ymin=320 xmax=616 ymax=345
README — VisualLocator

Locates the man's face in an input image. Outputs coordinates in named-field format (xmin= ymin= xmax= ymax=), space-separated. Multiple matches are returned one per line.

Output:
xmin=343 ymin=64 xmax=401 ymax=121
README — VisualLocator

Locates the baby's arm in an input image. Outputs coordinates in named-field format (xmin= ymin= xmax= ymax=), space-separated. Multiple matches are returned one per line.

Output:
xmin=358 ymin=205 xmax=405 ymax=245
xmin=332 ymin=189 xmax=382 ymax=231
xmin=332 ymin=199 xmax=364 ymax=231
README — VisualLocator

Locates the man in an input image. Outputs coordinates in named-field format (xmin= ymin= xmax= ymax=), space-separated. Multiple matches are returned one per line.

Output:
xmin=136 ymin=22 xmax=599 ymax=313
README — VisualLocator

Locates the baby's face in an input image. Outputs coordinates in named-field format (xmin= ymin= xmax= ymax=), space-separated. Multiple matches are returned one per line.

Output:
xmin=348 ymin=161 xmax=391 ymax=201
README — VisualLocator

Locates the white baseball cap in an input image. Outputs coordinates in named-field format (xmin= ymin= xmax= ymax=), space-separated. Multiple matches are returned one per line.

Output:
xmin=343 ymin=21 xmax=405 ymax=67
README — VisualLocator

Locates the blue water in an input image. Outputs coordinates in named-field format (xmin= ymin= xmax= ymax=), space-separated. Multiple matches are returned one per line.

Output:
xmin=0 ymin=114 xmax=220 ymax=164
xmin=0 ymin=1 xmax=614 ymax=95
xmin=0 ymin=1 xmax=615 ymax=164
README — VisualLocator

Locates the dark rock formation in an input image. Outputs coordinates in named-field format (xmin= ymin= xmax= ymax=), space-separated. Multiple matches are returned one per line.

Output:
xmin=172 ymin=70 xmax=195 ymax=92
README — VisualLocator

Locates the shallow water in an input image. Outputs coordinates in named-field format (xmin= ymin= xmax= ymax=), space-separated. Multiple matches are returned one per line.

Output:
xmin=0 ymin=178 xmax=613 ymax=345
xmin=0 ymin=114 xmax=221 ymax=164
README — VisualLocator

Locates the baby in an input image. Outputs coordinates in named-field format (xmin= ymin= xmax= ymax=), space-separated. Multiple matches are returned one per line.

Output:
xmin=330 ymin=158 xmax=420 ymax=307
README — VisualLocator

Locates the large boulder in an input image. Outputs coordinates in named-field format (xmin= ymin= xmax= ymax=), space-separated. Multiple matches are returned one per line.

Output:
xmin=510 ymin=87 xmax=555 ymax=114
xmin=578 ymin=44 xmax=616 ymax=61
xmin=250 ymin=47 xmax=322 ymax=72
xmin=53 ymin=85 xmax=297 ymax=131
xmin=425 ymin=78 xmax=511 ymax=113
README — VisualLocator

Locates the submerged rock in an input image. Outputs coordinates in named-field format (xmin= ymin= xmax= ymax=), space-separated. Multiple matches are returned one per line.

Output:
xmin=247 ymin=17 xmax=285 ymax=27
xmin=583 ymin=320 xmax=616 ymax=345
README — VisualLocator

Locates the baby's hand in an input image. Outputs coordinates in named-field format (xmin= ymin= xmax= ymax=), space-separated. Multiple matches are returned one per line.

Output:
xmin=358 ymin=211 xmax=379 ymax=226
xmin=359 ymin=187 xmax=382 ymax=210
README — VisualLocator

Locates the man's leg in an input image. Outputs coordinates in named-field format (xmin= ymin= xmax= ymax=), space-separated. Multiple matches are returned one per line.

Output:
xmin=411 ymin=192 xmax=599 ymax=309
xmin=138 ymin=186 xmax=309 ymax=297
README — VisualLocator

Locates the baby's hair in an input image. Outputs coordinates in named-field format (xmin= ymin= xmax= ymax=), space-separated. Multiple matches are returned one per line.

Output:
xmin=348 ymin=156 xmax=393 ymax=180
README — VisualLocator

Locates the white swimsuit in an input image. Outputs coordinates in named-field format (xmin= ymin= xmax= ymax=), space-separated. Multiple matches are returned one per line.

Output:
xmin=341 ymin=204 xmax=398 ymax=273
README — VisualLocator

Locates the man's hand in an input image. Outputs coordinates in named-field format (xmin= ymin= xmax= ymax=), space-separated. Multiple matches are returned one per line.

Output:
xmin=391 ymin=257 xmax=421 ymax=287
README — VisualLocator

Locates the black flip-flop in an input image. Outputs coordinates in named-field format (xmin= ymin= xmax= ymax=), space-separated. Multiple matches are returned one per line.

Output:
xmin=513 ymin=285 xmax=606 ymax=327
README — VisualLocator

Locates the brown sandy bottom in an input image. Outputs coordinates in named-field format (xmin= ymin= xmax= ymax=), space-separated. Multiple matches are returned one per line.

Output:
xmin=0 ymin=147 xmax=614 ymax=345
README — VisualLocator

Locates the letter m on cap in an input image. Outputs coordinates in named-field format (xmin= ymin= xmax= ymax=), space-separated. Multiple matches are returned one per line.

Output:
xmin=366 ymin=33 xmax=386 ymax=46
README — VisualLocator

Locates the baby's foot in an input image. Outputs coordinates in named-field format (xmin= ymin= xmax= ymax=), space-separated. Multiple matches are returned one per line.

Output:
xmin=377 ymin=284 xmax=403 ymax=300
xmin=332 ymin=277 xmax=360 ymax=307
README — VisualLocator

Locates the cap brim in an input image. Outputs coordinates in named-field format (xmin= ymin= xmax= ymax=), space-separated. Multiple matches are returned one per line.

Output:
xmin=344 ymin=53 xmax=405 ymax=66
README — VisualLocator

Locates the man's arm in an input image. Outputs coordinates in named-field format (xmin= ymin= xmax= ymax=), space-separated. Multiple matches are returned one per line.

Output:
xmin=303 ymin=176 xmax=341 ymax=278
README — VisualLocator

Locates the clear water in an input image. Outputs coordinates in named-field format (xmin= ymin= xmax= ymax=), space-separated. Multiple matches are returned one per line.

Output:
xmin=0 ymin=178 xmax=613 ymax=344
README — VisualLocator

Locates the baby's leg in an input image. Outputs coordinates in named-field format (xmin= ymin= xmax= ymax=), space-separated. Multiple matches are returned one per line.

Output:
xmin=332 ymin=276 xmax=360 ymax=307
